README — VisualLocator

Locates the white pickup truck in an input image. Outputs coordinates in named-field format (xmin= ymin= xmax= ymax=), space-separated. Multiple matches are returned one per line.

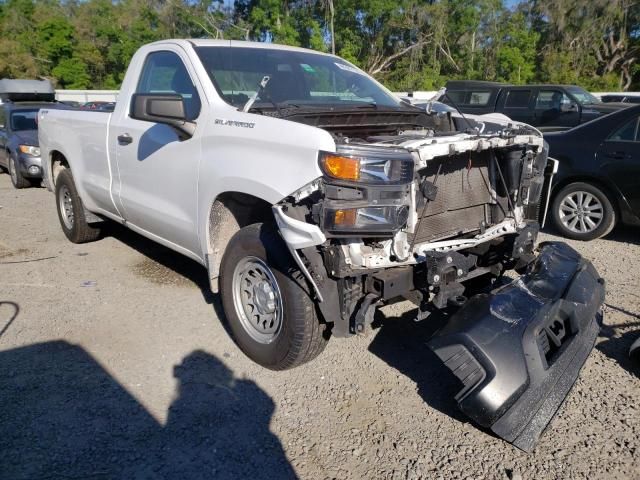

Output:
xmin=39 ymin=39 xmax=605 ymax=450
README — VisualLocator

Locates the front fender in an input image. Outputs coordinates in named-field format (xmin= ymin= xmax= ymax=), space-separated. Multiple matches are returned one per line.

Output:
xmin=197 ymin=112 xmax=335 ymax=258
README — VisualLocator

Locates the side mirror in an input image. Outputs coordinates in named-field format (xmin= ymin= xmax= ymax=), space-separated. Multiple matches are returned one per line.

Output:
xmin=561 ymin=102 xmax=578 ymax=113
xmin=130 ymin=93 xmax=195 ymax=138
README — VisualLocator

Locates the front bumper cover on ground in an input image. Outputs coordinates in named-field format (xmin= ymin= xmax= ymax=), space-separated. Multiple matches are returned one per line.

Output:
xmin=428 ymin=242 xmax=605 ymax=452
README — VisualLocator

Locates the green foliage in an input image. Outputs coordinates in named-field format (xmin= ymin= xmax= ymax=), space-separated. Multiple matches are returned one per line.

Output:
xmin=52 ymin=57 xmax=91 ymax=88
xmin=494 ymin=12 xmax=539 ymax=84
xmin=0 ymin=0 xmax=638 ymax=91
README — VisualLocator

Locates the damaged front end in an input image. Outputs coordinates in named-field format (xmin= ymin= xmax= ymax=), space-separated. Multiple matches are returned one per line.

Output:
xmin=273 ymin=114 xmax=604 ymax=450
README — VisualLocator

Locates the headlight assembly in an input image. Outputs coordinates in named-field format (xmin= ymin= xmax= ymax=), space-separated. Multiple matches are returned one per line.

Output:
xmin=319 ymin=146 xmax=413 ymax=185
xmin=19 ymin=145 xmax=40 ymax=157
xmin=323 ymin=205 xmax=409 ymax=235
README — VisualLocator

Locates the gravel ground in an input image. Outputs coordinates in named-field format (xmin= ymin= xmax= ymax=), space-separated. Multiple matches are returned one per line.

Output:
xmin=0 ymin=173 xmax=638 ymax=480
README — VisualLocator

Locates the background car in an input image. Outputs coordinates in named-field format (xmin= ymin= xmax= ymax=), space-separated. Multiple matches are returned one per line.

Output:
xmin=601 ymin=94 xmax=640 ymax=104
xmin=544 ymin=105 xmax=640 ymax=240
xmin=442 ymin=80 xmax=629 ymax=131
xmin=58 ymin=100 xmax=83 ymax=108
xmin=0 ymin=102 xmax=65 ymax=188
xmin=82 ymin=101 xmax=115 ymax=111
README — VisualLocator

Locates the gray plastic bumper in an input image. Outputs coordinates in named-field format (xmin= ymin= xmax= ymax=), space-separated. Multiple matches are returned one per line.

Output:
xmin=428 ymin=242 xmax=605 ymax=452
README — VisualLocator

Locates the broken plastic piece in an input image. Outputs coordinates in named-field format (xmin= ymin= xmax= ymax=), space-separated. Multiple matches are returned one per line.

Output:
xmin=428 ymin=242 xmax=605 ymax=452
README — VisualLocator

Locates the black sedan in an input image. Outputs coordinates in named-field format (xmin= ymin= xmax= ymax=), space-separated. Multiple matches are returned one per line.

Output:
xmin=544 ymin=105 xmax=640 ymax=240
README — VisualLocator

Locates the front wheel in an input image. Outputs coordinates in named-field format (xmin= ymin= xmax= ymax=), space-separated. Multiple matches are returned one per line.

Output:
xmin=550 ymin=182 xmax=616 ymax=241
xmin=55 ymin=168 xmax=102 ymax=243
xmin=220 ymin=223 xmax=329 ymax=370
xmin=9 ymin=156 xmax=29 ymax=189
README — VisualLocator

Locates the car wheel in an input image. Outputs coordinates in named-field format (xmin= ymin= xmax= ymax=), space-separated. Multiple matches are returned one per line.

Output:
xmin=551 ymin=182 xmax=616 ymax=241
xmin=8 ymin=156 xmax=29 ymax=189
xmin=55 ymin=168 xmax=102 ymax=243
xmin=220 ymin=223 xmax=329 ymax=370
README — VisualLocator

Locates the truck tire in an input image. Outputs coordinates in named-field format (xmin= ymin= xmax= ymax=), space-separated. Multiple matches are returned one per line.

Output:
xmin=9 ymin=156 xmax=29 ymax=189
xmin=55 ymin=168 xmax=102 ymax=243
xmin=220 ymin=223 xmax=329 ymax=370
xmin=550 ymin=182 xmax=616 ymax=241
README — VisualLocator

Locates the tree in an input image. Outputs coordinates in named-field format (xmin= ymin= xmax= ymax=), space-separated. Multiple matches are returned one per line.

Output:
xmin=52 ymin=57 xmax=91 ymax=88
xmin=0 ymin=0 xmax=638 ymax=91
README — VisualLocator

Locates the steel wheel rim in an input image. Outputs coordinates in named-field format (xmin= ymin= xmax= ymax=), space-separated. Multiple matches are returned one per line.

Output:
xmin=59 ymin=185 xmax=74 ymax=229
xmin=558 ymin=190 xmax=603 ymax=234
xmin=9 ymin=158 xmax=17 ymax=184
xmin=231 ymin=256 xmax=283 ymax=344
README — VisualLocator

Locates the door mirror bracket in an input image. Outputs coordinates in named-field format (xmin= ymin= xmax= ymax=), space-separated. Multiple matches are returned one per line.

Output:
xmin=130 ymin=93 xmax=195 ymax=139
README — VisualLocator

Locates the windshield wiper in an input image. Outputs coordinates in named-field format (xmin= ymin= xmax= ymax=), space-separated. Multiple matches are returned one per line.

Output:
xmin=242 ymin=75 xmax=269 ymax=112
xmin=242 ymin=76 xmax=285 ymax=117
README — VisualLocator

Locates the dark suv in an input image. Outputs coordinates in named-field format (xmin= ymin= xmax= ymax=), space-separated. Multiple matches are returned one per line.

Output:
xmin=0 ymin=102 xmax=64 ymax=188
xmin=443 ymin=81 xmax=629 ymax=131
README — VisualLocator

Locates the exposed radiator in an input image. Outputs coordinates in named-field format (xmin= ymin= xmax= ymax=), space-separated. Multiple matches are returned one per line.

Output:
xmin=411 ymin=154 xmax=493 ymax=244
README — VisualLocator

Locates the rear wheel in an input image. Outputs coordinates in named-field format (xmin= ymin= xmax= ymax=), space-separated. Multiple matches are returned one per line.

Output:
xmin=551 ymin=182 xmax=616 ymax=241
xmin=9 ymin=156 xmax=29 ymax=189
xmin=220 ymin=223 xmax=329 ymax=370
xmin=55 ymin=169 xmax=102 ymax=243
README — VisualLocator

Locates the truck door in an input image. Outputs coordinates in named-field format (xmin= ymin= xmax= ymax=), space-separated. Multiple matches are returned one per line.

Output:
xmin=533 ymin=89 xmax=580 ymax=130
xmin=496 ymin=88 xmax=534 ymax=124
xmin=112 ymin=48 xmax=204 ymax=256
xmin=596 ymin=115 xmax=640 ymax=216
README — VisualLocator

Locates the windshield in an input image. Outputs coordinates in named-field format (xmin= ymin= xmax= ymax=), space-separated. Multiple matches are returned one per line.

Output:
xmin=10 ymin=109 xmax=38 ymax=131
xmin=194 ymin=46 xmax=402 ymax=109
xmin=566 ymin=86 xmax=601 ymax=105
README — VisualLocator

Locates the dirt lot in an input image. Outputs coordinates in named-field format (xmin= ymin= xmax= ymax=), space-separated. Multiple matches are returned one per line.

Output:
xmin=0 ymin=173 xmax=639 ymax=480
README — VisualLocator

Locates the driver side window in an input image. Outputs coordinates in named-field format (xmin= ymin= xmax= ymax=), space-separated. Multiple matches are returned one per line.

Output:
xmin=536 ymin=90 xmax=571 ymax=110
xmin=136 ymin=51 xmax=201 ymax=121
xmin=608 ymin=117 xmax=640 ymax=142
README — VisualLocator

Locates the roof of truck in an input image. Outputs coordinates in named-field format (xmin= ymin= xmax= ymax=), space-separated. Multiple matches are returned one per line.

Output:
xmin=154 ymin=39 xmax=340 ymax=58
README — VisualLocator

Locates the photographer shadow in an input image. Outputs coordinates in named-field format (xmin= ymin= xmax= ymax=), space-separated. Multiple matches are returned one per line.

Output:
xmin=0 ymin=342 xmax=296 ymax=479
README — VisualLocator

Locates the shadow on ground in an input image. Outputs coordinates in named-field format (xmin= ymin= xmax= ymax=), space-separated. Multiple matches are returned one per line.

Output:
xmin=606 ymin=226 xmax=640 ymax=246
xmin=0 ymin=342 xmax=297 ymax=479
xmin=368 ymin=305 xmax=468 ymax=424
xmin=541 ymin=223 xmax=640 ymax=246
xmin=102 ymin=222 xmax=214 ymax=303
xmin=597 ymin=304 xmax=640 ymax=378
xmin=100 ymin=223 xmax=229 ymax=325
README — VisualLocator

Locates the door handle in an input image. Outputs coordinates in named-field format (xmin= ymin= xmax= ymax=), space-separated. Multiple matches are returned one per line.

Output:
xmin=117 ymin=133 xmax=133 ymax=145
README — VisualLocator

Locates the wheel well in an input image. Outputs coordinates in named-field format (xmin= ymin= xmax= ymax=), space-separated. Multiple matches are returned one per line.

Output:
xmin=206 ymin=192 xmax=273 ymax=291
xmin=50 ymin=151 xmax=69 ymax=186
xmin=551 ymin=176 xmax=619 ymax=207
